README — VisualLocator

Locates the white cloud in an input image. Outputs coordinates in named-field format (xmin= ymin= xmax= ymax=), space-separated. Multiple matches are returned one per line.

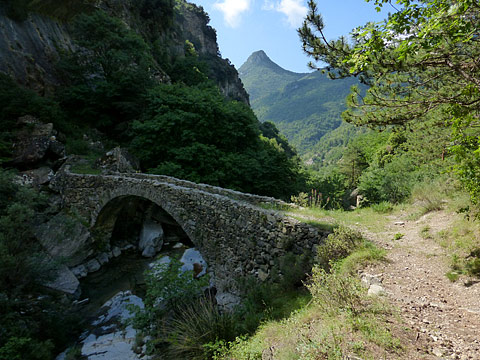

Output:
xmin=214 ymin=0 xmax=251 ymax=28
xmin=262 ymin=0 xmax=275 ymax=11
xmin=264 ymin=0 xmax=308 ymax=28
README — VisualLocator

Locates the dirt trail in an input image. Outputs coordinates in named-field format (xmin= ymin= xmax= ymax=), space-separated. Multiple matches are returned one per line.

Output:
xmin=364 ymin=210 xmax=480 ymax=359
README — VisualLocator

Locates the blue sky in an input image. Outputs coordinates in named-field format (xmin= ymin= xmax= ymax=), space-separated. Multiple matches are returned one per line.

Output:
xmin=190 ymin=0 xmax=392 ymax=73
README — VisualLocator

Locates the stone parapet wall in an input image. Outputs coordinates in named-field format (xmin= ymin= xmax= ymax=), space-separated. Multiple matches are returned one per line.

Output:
xmin=125 ymin=172 xmax=289 ymax=208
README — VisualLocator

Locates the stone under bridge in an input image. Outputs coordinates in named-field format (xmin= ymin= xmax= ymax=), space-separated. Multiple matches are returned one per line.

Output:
xmin=52 ymin=169 xmax=329 ymax=294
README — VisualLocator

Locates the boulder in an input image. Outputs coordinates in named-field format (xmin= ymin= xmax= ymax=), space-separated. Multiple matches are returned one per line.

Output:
xmin=71 ymin=264 xmax=88 ymax=279
xmin=45 ymin=264 xmax=80 ymax=295
xmin=35 ymin=213 xmax=93 ymax=267
xmin=17 ymin=166 xmax=54 ymax=186
xmin=148 ymin=256 xmax=171 ymax=277
xmin=215 ymin=292 xmax=241 ymax=312
xmin=73 ymin=291 xmax=148 ymax=360
xmin=138 ymin=220 xmax=164 ymax=258
xmin=180 ymin=248 xmax=207 ymax=278
xmin=96 ymin=252 xmax=110 ymax=266
xmin=85 ymin=258 xmax=101 ymax=273
xmin=368 ymin=284 xmax=386 ymax=296
xmin=94 ymin=147 xmax=140 ymax=174
xmin=93 ymin=291 xmax=144 ymax=326
xmin=11 ymin=115 xmax=65 ymax=169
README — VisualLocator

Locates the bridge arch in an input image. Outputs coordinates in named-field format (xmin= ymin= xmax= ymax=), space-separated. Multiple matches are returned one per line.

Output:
xmin=92 ymin=195 xmax=194 ymax=254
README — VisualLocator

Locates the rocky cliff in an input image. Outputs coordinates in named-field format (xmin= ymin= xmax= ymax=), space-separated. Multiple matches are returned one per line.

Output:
xmin=0 ymin=0 xmax=249 ymax=103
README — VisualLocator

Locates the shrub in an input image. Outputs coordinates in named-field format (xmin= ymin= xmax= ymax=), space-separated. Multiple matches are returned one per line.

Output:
xmin=371 ymin=201 xmax=394 ymax=213
xmin=358 ymin=156 xmax=415 ymax=204
xmin=411 ymin=179 xmax=445 ymax=215
xmin=465 ymin=257 xmax=480 ymax=276
xmin=336 ymin=241 xmax=386 ymax=275
xmin=316 ymin=226 xmax=363 ymax=270
xmin=307 ymin=264 xmax=367 ymax=316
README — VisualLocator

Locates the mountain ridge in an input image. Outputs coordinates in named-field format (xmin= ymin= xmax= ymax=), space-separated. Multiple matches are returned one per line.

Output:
xmin=239 ymin=50 xmax=359 ymax=158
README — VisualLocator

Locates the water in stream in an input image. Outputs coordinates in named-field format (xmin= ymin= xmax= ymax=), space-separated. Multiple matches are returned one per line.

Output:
xmin=78 ymin=244 xmax=187 ymax=320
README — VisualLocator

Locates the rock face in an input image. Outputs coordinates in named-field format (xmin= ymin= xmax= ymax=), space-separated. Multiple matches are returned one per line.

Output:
xmin=0 ymin=1 xmax=249 ymax=103
xmin=35 ymin=213 xmax=93 ymax=267
xmin=0 ymin=9 xmax=73 ymax=93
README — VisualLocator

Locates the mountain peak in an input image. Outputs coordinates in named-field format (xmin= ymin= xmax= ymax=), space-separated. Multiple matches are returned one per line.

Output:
xmin=242 ymin=50 xmax=279 ymax=69
xmin=239 ymin=50 xmax=299 ymax=78
xmin=248 ymin=50 xmax=271 ymax=63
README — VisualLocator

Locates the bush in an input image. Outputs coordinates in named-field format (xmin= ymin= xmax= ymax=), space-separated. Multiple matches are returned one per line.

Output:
xmin=131 ymin=257 xmax=209 ymax=355
xmin=371 ymin=201 xmax=394 ymax=213
xmin=411 ymin=179 xmax=445 ymax=215
xmin=307 ymin=264 xmax=367 ymax=316
xmin=316 ymin=226 xmax=363 ymax=270
xmin=358 ymin=155 xmax=415 ymax=204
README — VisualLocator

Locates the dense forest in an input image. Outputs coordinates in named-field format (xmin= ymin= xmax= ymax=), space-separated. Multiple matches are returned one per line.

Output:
xmin=0 ymin=0 xmax=303 ymax=200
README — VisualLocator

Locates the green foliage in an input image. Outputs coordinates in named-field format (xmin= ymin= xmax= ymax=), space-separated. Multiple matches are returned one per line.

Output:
xmin=135 ymin=0 xmax=174 ymax=31
xmin=0 ymin=74 xmax=66 ymax=163
xmin=450 ymin=109 xmax=480 ymax=205
xmin=0 ymin=336 xmax=53 ymax=360
xmin=58 ymin=10 xmax=155 ymax=134
xmin=259 ymin=121 xmax=297 ymax=158
xmin=131 ymin=257 xmax=209 ymax=357
xmin=164 ymin=296 xmax=237 ymax=360
xmin=130 ymin=82 xmax=301 ymax=199
xmin=336 ymin=241 xmax=386 ymax=275
xmin=214 ymin=226 xmax=391 ymax=359
xmin=0 ymin=169 xmax=81 ymax=359
xmin=338 ymin=144 xmax=368 ymax=188
xmin=300 ymin=168 xmax=348 ymax=209
xmin=239 ymin=51 xmax=359 ymax=157
xmin=0 ymin=0 xmax=98 ymax=21
xmin=411 ymin=179 xmax=445 ymax=215
xmin=300 ymin=0 xmax=480 ymax=205
xmin=316 ymin=226 xmax=363 ymax=270
xmin=357 ymin=155 xmax=416 ymax=204
xmin=0 ymin=0 xmax=30 ymax=21
xmin=445 ymin=270 xmax=460 ymax=282
xmin=169 ymin=54 xmax=210 ymax=86
xmin=465 ymin=256 xmax=480 ymax=277
xmin=393 ymin=233 xmax=404 ymax=241
xmin=0 ymin=170 xmax=50 ymax=295
xmin=132 ymin=257 xmax=208 ymax=332
xmin=371 ymin=201 xmax=394 ymax=213
xmin=307 ymin=264 xmax=366 ymax=316
xmin=235 ymin=278 xmax=311 ymax=335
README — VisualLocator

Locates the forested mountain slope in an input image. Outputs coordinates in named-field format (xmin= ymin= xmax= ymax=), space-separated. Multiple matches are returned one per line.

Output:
xmin=0 ymin=0 xmax=303 ymax=199
xmin=239 ymin=50 xmax=359 ymax=157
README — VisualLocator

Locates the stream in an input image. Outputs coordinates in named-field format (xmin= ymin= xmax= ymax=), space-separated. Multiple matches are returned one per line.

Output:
xmin=57 ymin=242 xmax=203 ymax=360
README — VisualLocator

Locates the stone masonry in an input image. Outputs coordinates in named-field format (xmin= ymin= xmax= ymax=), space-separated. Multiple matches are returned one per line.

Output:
xmin=51 ymin=168 xmax=329 ymax=294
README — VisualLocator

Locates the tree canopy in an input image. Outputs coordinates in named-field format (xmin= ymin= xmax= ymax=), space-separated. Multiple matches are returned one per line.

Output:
xmin=299 ymin=0 xmax=480 ymax=203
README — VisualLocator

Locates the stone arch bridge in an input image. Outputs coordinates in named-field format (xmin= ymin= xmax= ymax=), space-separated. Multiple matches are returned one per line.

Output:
xmin=52 ymin=169 xmax=328 ymax=292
